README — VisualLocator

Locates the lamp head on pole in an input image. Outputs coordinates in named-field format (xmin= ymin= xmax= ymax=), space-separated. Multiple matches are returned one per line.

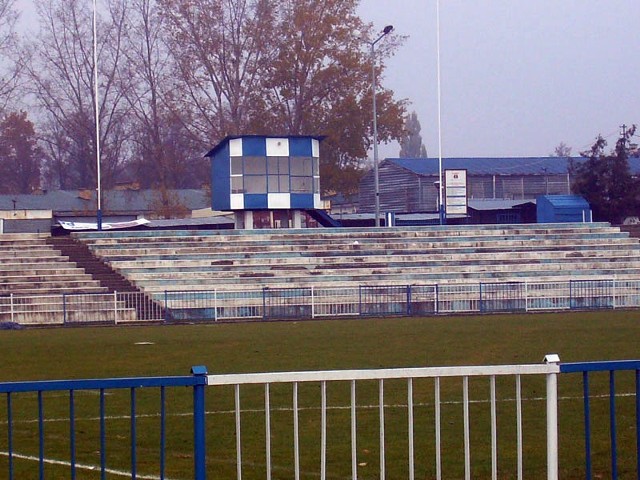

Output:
xmin=382 ymin=25 xmax=394 ymax=35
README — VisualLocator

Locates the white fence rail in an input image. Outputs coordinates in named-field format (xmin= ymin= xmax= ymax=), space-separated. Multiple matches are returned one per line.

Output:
xmin=205 ymin=359 xmax=561 ymax=480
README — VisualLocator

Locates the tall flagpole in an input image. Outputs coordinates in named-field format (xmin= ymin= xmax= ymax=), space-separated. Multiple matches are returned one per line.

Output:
xmin=92 ymin=0 xmax=102 ymax=230
xmin=436 ymin=0 xmax=445 ymax=225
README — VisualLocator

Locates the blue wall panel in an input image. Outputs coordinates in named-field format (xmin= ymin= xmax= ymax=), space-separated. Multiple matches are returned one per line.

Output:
xmin=289 ymin=138 xmax=313 ymax=157
xmin=212 ymin=143 xmax=230 ymax=210
xmin=244 ymin=194 xmax=268 ymax=209
xmin=290 ymin=193 xmax=314 ymax=209
xmin=242 ymin=137 xmax=267 ymax=157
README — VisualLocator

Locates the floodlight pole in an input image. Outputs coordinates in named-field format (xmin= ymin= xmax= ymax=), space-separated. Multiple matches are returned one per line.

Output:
xmin=367 ymin=25 xmax=394 ymax=227
xmin=93 ymin=0 xmax=102 ymax=230
xmin=436 ymin=0 xmax=445 ymax=225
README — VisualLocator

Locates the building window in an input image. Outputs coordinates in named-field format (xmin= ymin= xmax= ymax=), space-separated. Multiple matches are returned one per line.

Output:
xmin=231 ymin=155 xmax=319 ymax=195
xmin=268 ymin=157 xmax=290 ymax=193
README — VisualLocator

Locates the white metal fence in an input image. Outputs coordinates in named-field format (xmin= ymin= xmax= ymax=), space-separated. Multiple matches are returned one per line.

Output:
xmin=204 ymin=357 xmax=562 ymax=480
xmin=0 ymin=291 xmax=163 ymax=325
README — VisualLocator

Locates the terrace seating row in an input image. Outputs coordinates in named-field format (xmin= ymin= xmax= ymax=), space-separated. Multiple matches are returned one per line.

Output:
xmin=74 ymin=223 xmax=640 ymax=295
xmin=0 ymin=233 xmax=140 ymax=324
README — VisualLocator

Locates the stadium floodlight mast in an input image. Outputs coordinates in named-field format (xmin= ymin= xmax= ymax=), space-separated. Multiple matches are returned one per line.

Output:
xmin=93 ymin=0 xmax=102 ymax=230
xmin=363 ymin=25 xmax=394 ymax=227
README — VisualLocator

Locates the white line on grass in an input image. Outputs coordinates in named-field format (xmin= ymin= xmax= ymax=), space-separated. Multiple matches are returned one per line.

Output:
xmin=0 ymin=392 xmax=634 ymax=425
xmin=0 ymin=451 xmax=179 ymax=480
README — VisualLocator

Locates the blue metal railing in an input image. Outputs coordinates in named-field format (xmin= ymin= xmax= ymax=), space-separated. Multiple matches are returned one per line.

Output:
xmin=1 ymin=359 xmax=639 ymax=479
xmin=560 ymin=360 xmax=640 ymax=480
xmin=0 ymin=367 xmax=208 ymax=480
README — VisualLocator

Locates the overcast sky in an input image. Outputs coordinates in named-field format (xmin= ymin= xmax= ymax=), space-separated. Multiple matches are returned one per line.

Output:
xmin=358 ymin=0 xmax=640 ymax=159
xmin=14 ymin=0 xmax=640 ymax=159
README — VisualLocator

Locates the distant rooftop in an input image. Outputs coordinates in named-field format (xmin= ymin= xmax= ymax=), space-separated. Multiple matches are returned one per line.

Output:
xmin=385 ymin=157 xmax=640 ymax=176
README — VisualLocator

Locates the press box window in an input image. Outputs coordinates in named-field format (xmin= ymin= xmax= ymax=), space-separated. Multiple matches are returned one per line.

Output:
xmin=244 ymin=156 xmax=267 ymax=175
xmin=231 ymin=157 xmax=243 ymax=175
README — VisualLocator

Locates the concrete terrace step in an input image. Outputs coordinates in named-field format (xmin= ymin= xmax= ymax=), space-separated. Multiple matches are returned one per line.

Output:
xmin=127 ymin=259 xmax=640 ymax=283
xmin=110 ymin=247 xmax=640 ymax=273
xmin=87 ymin=236 xmax=640 ymax=260
xmin=0 ymin=285 xmax=108 ymax=295
xmin=74 ymin=222 xmax=616 ymax=240
xmin=0 ymin=250 xmax=71 ymax=259
xmin=0 ymin=263 xmax=82 ymax=274
xmin=139 ymin=270 xmax=640 ymax=293
xmin=0 ymin=310 xmax=138 ymax=325
xmin=118 ymin=257 xmax=640 ymax=280
xmin=0 ymin=273 xmax=95 ymax=284
xmin=82 ymin=228 xmax=631 ymax=249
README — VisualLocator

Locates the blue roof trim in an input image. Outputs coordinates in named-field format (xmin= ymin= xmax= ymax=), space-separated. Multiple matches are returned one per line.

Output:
xmin=385 ymin=157 xmax=640 ymax=176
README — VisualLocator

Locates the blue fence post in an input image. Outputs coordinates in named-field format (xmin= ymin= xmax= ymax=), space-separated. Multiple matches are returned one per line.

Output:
xmin=479 ymin=283 xmax=484 ymax=313
xmin=358 ymin=286 xmax=362 ymax=316
xmin=406 ymin=285 xmax=412 ymax=316
xmin=191 ymin=366 xmax=208 ymax=480
xmin=262 ymin=288 xmax=267 ymax=320
xmin=569 ymin=280 xmax=574 ymax=310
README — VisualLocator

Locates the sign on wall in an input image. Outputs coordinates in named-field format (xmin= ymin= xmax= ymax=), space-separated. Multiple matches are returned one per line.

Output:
xmin=445 ymin=169 xmax=468 ymax=215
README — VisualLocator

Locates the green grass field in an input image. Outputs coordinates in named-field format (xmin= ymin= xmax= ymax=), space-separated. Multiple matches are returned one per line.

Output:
xmin=0 ymin=310 xmax=638 ymax=479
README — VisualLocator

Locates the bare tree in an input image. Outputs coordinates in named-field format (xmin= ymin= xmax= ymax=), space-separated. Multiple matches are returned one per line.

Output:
xmin=0 ymin=0 xmax=21 ymax=111
xmin=157 ymin=0 xmax=279 ymax=143
xmin=551 ymin=142 xmax=572 ymax=158
xmin=122 ymin=0 xmax=207 ymax=195
xmin=26 ymin=0 xmax=131 ymax=190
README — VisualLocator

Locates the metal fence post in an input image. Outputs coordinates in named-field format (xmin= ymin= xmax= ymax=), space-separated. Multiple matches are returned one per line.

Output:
xmin=63 ymin=293 xmax=67 ymax=325
xmin=569 ymin=281 xmax=574 ymax=310
xmin=214 ymin=289 xmax=218 ymax=322
xmin=406 ymin=285 xmax=412 ymax=316
xmin=191 ymin=366 xmax=208 ymax=480
xmin=262 ymin=288 xmax=267 ymax=320
xmin=10 ymin=293 xmax=14 ymax=323
xmin=113 ymin=291 xmax=118 ymax=325
xmin=479 ymin=283 xmax=484 ymax=313
xmin=311 ymin=286 xmax=315 ymax=319
xmin=164 ymin=291 xmax=169 ymax=323
xmin=544 ymin=354 xmax=560 ymax=480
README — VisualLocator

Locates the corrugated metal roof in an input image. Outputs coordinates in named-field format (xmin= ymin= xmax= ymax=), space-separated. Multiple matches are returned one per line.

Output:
xmin=0 ymin=190 xmax=209 ymax=213
xmin=538 ymin=195 xmax=590 ymax=208
xmin=468 ymin=199 xmax=536 ymax=211
xmin=386 ymin=157 xmax=640 ymax=176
